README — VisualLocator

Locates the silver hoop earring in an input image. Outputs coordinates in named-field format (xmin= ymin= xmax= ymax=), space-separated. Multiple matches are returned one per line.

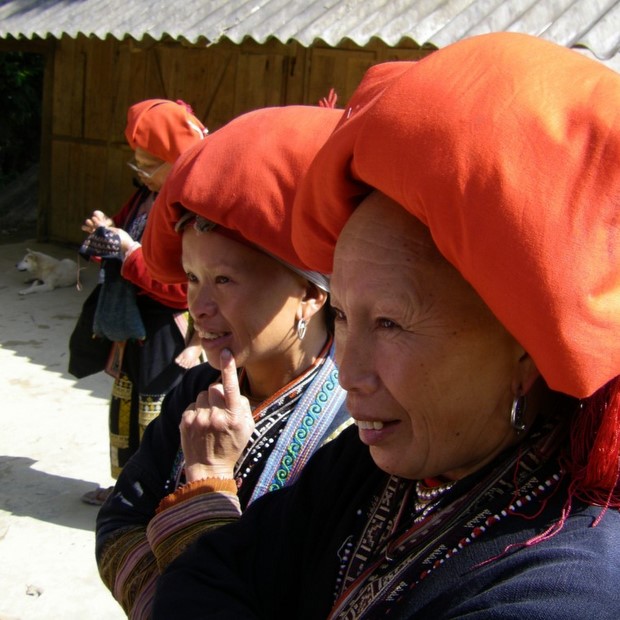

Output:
xmin=510 ymin=394 xmax=527 ymax=433
xmin=296 ymin=318 xmax=307 ymax=341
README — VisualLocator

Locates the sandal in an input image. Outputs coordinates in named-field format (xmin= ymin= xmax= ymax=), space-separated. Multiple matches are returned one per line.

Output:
xmin=81 ymin=485 xmax=114 ymax=506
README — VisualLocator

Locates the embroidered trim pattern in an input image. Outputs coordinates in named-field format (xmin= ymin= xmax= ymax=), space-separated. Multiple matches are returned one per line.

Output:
xmin=268 ymin=367 xmax=342 ymax=492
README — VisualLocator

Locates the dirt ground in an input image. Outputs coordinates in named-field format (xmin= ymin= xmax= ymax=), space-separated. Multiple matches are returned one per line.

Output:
xmin=0 ymin=239 xmax=125 ymax=619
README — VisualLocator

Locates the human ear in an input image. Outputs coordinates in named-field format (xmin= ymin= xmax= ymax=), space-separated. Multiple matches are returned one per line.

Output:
xmin=297 ymin=282 xmax=328 ymax=322
xmin=511 ymin=349 xmax=541 ymax=396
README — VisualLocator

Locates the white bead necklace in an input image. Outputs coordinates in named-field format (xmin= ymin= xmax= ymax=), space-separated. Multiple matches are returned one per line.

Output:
xmin=413 ymin=479 xmax=456 ymax=522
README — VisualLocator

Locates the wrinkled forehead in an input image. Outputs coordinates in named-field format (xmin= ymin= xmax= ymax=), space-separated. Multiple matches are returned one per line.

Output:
xmin=334 ymin=192 xmax=439 ymax=265
xmin=331 ymin=191 xmax=500 ymax=333
xmin=331 ymin=191 xmax=448 ymax=302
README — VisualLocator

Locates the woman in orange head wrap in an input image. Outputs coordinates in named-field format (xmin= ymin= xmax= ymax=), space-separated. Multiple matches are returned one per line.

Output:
xmin=77 ymin=100 xmax=208 ymax=505
xmin=95 ymin=105 xmax=350 ymax=619
xmin=153 ymin=34 xmax=620 ymax=619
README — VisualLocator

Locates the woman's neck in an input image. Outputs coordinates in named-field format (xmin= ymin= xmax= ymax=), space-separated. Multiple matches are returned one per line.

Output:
xmin=243 ymin=330 xmax=330 ymax=403
xmin=137 ymin=192 xmax=155 ymax=214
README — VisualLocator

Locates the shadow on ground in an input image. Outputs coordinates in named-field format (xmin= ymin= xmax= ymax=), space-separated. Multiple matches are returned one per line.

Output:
xmin=0 ymin=456 xmax=102 ymax=532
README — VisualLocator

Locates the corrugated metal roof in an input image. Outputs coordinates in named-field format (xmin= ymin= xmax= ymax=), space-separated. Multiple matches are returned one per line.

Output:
xmin=1 ymin=0 xmax=618 ymax=64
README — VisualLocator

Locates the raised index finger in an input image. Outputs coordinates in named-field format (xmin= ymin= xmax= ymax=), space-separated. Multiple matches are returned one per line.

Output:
xmin=220 ymin=348 xmax=242 ymax=411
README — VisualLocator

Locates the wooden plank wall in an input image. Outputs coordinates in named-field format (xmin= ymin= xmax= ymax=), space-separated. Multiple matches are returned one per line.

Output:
xmin=44 ymin=35 xmax=429 ymax=245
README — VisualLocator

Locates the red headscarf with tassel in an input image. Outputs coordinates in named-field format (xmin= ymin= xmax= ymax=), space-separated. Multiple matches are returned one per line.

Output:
xmin=141 ymin=105 xmax=342 ymax=283
xmin=125 ymin=99 xmax=208 ymax=164
xmin=293 ymin=33 xmax=620 ymax=507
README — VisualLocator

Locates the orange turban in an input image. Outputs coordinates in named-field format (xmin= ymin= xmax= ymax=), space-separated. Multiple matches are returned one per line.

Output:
xmin=293 ymin=33 xmax=620 ymax=399
xmin=141 ymin=105 xmax=342 ymax=283
xmin=125 ymin=99 xmax=208 ymax=164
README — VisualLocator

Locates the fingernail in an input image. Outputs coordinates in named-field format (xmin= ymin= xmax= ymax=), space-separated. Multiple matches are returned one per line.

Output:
xmin=221 ymin=348 xmax=232 ymax=362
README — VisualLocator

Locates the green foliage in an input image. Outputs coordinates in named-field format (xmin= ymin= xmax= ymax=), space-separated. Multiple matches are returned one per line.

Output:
xmin=0 ymin=52 xmax=44 ymax=187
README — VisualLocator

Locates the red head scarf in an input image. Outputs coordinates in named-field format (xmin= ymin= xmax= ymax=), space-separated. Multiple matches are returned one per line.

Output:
xmin=141 ymin=105 xmax=342 ymax=283
xmin=125 ymin=99 xmax=208 ymax=163
xmin=293 ymin=32 xmax=620 ymax=401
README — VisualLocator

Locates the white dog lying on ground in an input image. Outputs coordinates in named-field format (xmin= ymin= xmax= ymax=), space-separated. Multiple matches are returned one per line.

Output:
xmin=16 ymin=249 xmax=78 ymax=295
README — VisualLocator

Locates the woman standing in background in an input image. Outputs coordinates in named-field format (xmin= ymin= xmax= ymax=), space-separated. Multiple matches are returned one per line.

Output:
xmin=79 ymin=99 xmax=207 ymax=505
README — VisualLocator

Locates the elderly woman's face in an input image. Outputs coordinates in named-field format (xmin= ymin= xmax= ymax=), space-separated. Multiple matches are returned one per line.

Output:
xmin=182 ymin=228 xmax=308 ymax=391
xmin=131 ymin=147 xmax=171 ymax=192
xmin=331 ymin=193 xmax=525 ymax=481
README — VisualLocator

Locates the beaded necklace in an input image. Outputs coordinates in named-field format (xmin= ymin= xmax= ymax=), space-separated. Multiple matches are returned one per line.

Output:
xmin=329 ymin=421 xmax=566 ymax=620
xmin=412 ymin=478 xmax=456 ymax=523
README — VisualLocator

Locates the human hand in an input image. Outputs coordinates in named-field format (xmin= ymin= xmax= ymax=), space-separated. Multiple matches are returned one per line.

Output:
xmin=175 ymin=340 xmax=204 ymax=369
xmin=81 ymin=210 xmax=114 ymax=234
xmin=180 ymin=349 xmax=255 ymax=482
xmin=104 ymin=227 xmax=134 ymax=255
